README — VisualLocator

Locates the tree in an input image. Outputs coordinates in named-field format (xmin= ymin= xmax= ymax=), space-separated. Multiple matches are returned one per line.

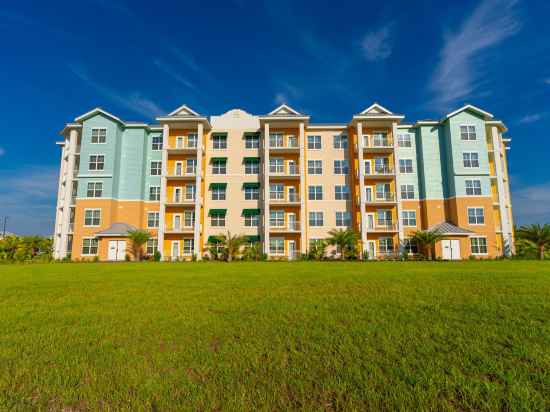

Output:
xmin=326 ymin=229 xmax=359 ymax=260
xmin=308 ymin=239 xmax=327 ymax=260
xmin=517 ymin=224 xmax=550 ymax=260
xmin=409 ymin=230 xmax=445 ymax=260
xmin=214 ymin=232 xmax=247 ymax=262
xmin=242 ymin=242 xmax=263 ymax=261
xmin=127 ymin=229 xmax=151 ymax=261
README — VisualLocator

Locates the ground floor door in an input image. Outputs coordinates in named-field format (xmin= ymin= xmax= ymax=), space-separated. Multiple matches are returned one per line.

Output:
xmin=108 ymin=240 xmax=126 ymax=261
xmin=288 ymin=240 xmax=296 ymax=259
xmin=366 ymin=240 xmax=376 ymax=260
xmin=171 ymin=241 xmax=180 ymax=261
xmin=441 ymin=239 xmax=461 ymax=260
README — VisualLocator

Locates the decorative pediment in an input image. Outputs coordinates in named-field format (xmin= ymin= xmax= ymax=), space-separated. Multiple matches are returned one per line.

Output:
xmin=168 ymin=104 xmax=200 ymax=117
xmin=268 ymin=103 xmax=302 ymax=116
xmin=74 ymin=107 xmax=123 ymax=124
xmin=360 ymin=103 xmax=393 ymax=115
xmin=445 ymin=104 xmax=493 ymax=120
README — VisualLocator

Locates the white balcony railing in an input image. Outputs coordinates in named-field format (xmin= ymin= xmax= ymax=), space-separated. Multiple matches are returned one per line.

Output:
xmin=364 ymin=135 xmax=393 ymax=149
xmin=270 ymin=165 xmax=300 ymax=176
xmin=366 ymin=192 xmax=396 ymax=202
xmin=269 ymin=193 xmax=300 ymax=203
xmin=365 ymin=167 xmax=394 ymax=176
xmin=270 ymin=221 xmax=301 ymax=232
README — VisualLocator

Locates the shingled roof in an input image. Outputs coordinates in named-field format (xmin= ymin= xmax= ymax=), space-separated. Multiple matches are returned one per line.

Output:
xmin=427 ymin=222 xmax=474 ymax=236
xmin=95 ymin=222 xmax=136 ymax=237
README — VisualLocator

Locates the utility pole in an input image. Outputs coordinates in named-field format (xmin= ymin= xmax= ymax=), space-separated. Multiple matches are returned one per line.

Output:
xmin=2 ymin=216 xmax=7 ymax=238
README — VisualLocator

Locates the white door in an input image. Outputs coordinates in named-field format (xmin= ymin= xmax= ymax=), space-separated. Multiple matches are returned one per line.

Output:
xmin=364 ymin=160 xmax=371 ymax=175
xmin=108 ymin=240 xmax=126 ymax=261
xmin=174 ymin=187 xmax=182 ymax=203
xmin=365 ymin=187 xmax=373 ymax=202
xmin=171 ymin=241 xmax=180 ymax=261
xmin=366 ymin=213 xmax=375 ymax=230
xmin=176 ymin=136 xmax=183 ymax=149
xmin=442 ymin=240 xmax=461 ymax=260
xmin=288 ymin=213 xmax=296 ymax=230
xmin=173 ymin=214 xmax=181 ymax=230
xmin=288 ymin=186 xmax=297 ymax=202
xmin=367 ymin=240 xmax=376 ymax=260
xmin=108 ymin=240 xmax=117 ymax=261
xmin=289 ymin=240 xmax=296 ymax=259
xmin=175 ymin=162 xmax=183 ymax=176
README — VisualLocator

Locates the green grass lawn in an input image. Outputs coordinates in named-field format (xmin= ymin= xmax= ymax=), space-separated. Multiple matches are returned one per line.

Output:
xmin=1 ymin=261 xmax=549 ymax=411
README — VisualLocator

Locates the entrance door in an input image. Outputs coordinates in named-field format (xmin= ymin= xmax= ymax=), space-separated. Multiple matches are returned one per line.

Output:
xmin=175 ymin=162 xmax=183 ymax=176
xmin=366 ymin=213 xmax=375 ymax=230
xmin=173 ymin=214 xmax=181 ymax=230
xmin=288 ymin=213 xmax=296 ymax=230
xmin=288 ymin=186 xmax=297 ymax=202
xmin=365 ymin=186 xmax=373 ymax=202
xmin=367 ymin=240 xmax=376 ymax=260
xmin=289 ymin=240 xmax=296 ymax=259
xmin=441 ymin=239 xmax=461 ymax=260
xmin=171 ymin=241 xmax=180 ymax=261
xmin=108 ymin=240 xmax=126 ymax=261
xmin=174 ymin=187 xmax=182 ymax=203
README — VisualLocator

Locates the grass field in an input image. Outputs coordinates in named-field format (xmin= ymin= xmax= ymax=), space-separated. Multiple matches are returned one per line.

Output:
xmin=1 ymin=261 xmax=549 ymax=411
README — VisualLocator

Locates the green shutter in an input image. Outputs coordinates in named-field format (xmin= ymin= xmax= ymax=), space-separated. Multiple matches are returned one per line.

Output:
xmin=242 ymin=208 xmax=261 ymax=216
xmin=244 ymin=157 xmax=260 ymax=162
xmin=208 ymin=209 xmax=227 ymax=216
xmin=246 ymin=235 xmax=261 ymax=243
xmin=207 ymin=235 xmax=222 ymax=244
xmin=243 ymin=182 xmax=260 ymax=189
xmin=211 ymin=157 xmax=227 ymax=162
xmin=212 ymin=132 xmax=227 ymax=138
xmin=209 ymin=183 xmax=227 ymax=189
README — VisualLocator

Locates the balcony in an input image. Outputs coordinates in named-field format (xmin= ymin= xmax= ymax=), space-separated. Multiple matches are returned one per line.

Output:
xmin=364 ymin=167 xmax=394 ymax=179
xmin=68 ymin=223 xmax=74 ymax=233
xmin=168 ymin=141 xmax=200 ymax=154
xmin=269 ymin=165 xmax=300 ymax=179
xmin=368 ymin=221 xmax=398 ymax=232
xmin=365 ymin=192 xmax=397 ymax=204
xmin=269 ymin=221 xmax=301 ymax=233
xmin=269 ymin=139 xmax=299 ymax=153
xmin=167 ymin=169 xmax=197 ymax=180
xmin=164 ymin=224 xmax=195 ymax=234
xmin=165 ymin=197 xmax=196 ymax=207
xmin=269 ymin=192 xmax=301 ymax=205
xmin=363 ymin=135 xmax=393 ymax=152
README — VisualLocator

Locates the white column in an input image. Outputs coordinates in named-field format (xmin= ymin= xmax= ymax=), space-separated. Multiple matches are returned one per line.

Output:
xmin=59 ymin=129 xmax=78 ymax=258
xmin=158 ymin=124 xmax=169 ymax=259
xmin=263 ymin=123 xmax=270 ymax=256
xmin=392 ymin=122 xmax=404 ymax=247
xmin=53 ymin=142 xmax=67 ymax=258
xmin=194 ymin=123 xmax=203 ymax=259
xmin=356 ymin=122 xmax=367 ymax=254
xmin=299 ymin=122 xmax=307 ymax=255
xmin=491 ymin=126 xmax=513 ymax=256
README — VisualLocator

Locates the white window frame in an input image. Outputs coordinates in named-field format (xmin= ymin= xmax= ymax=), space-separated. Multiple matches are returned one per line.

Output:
xmin=183 ymin=239 xmax=194 ymax=255
xmin=81 ymin=237 xmax=99 ymax=256
xmin=269 ymin=158 xmax=284 ymax=174
xmin=401 ymin=210 xmax=417 ymax=227
xmin=270 ymin=210 xmax=284 ymax=227
xmin=465 ymin=179 xmax=482 ymax=196
xmin=270 ymin=237 xmax=285 ymax=255
xmin=147 ymin=211 xmax=160 ymax=228
xmin=308 ymin=185 xmax=323 ymax=200
xmin=307 ymin=160 xmax=322 ymax=175
xmin=91 ymin=128 xmax=107 ymax=144
xmin=84 ymin=208 xmax=101 ymax=227
xmin=307 ymin=135 xmax=321 ymax=150
xmin=245 ymin=134 xmax=260 ymax=149
xmin=270 ymin=183 xmax=284 ymax=200
xmin=460 ymin=125 xmax=477 ymax=141
xmin=335 ymin=211 xmax=351 ymax=227
xmin=397 ymin=133 xmax=412 ymax=148
xmin=470 ymin=236 xmax=488 ymax=255
xmin=399 ymin=158 xmax=414 ymax=174
xmin=88 ymin=154 xmax=105 ymax=171
xmin=86 ymin=181 xmax=103 ymax=198
xmin=333 ymin=160 xmax=349 ymax=175
xmin=309 ymin=211 xmax=323 ymax=227
xmin=244 ymin=214 xmax=260 ymax=227
xmin=211 ymin=186 xmax=226 ymax=201
xmin=467 ymin=207 xmax=485 ymax=225
xmin=463 ymin=152 xmax=480 ymax=168
xmin=151 ymin=135 xmax=163 ymax=151
xmin=210 ymin=214 xmax=226 ymax=227
xmin=245 ymin=159 xmax=260 ymax=175
xmin=333 ymin=134 xmax=348 ymax=149
xmin=244 ymin=186 xmax=260 ymax=200
xmin=212 ymin=159 xmax=227 ymax=175
xmin=149 ymin=185 xmax=160 ymax=201
xmin=212 ymin=134 xmax=227 ymax=150
xmin=400 ymin=184 xmax=415 ymax=200
xmin=335 ymin=185 xmax=349 ymax=200
xmin=146 ymin=238 xmax=158 ymax=255
xmin=150 ymin=161 xmax=162 ymax=176
xmin=379 ymin=237 xmax=394 ymax=254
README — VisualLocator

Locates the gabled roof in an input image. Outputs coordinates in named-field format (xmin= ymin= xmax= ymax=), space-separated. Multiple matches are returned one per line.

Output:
xmin=268 ymin=103 xmax=302 ymax=116
xmin=359 ymin=102 xmax=394 ymax=115
xmin=167 ymin=104 xmax=201 ymax=117
xmin=444 ymin=104 xmax=494 ymax=120
xmin=95 ymin=222 xmax=137 ymax=237
xmin=74 ymin=107 xmax=124 ymax=124
xmin=427 ymin=222 xmax=474 ymax=236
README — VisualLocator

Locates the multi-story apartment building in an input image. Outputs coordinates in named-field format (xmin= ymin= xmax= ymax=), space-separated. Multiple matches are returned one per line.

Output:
xmin=53 ymin=102 xmax=514 ymax=261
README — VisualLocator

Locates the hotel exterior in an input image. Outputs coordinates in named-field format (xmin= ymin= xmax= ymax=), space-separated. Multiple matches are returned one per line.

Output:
xmin=53 ymin=103 xmax=514 ymax=261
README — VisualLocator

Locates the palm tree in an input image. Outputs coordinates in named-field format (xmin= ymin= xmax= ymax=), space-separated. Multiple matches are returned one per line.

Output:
xmin=410 ymin=230 xmax=445 ymax=260
xmin=215 ymin=232 xmax=247 ymax=262
xmin=326 ymin=229 xmax=359 ymax=260
xmin=517 ymin=224 xmax=550 ymax=260
xmin=127 ymin=229 xmax=151 ymax=261
xmin=243 ymin=242 xmax=263 ymax=261
xmin=308 ymin=239 xmax=327 ymax=260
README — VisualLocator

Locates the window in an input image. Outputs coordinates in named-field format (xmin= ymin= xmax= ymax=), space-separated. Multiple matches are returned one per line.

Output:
xmin=84 ymin=209 xmax=101 ymax=226
xmin=308 ymin=160 xmax=322 ymax=175
xmin=211 ymin=186 xmax=226 ymax=201
xmin=463 ymin=152 xmax=479 ymax=168
xmin=397 ymin=133 xmax=412 ymax=147
xmin=377 ymin=210 xmax=392 ymax=226
xmin=146 ymin=238 xmax=158 ymax=255
xmin=87 ymin=182 xmax=103 ymax=198
xmin=309 ymin=211 xmax=323 ymax=226
xmin=308 ymin=185 xmax=323 ymax=200
xmin=269 ymin=158 xmax=284 ymax=174
xmin=333 ymin=160 xmax=349 ymax=175
xmin=399 ymin=159 xmax=414 ymax=174
xmin=333 ymin=134 xmax=348 ymax=149
xmin=244 ymin=214 xmax=259 ymax=227
xmin=244 ymin=186 xmax=260 ymax=200
xmin=185 ymin=184 xmax=196 ymax=201
xmin=150 ymin=161 xmax=162 ymax=176
xmin=269 ymin=133 xmax=284 ymax=148
xmin=379 ymin=237 xmax=394 ymax=254
xmin=460 ymin=125 xmax=477 ymax=141
xmin=212 ymin=159 xmax=227 ymax=174
xmin=402 ymin=238 xmax=418 ymax=254
xmin=245 ymin=134 xmax=260 ymax=149
xmin=185 ymin=159 xmax=196 ymax=174
xmin=470 ymin=237 xmax=488 ymax=254
xmin=212 ymin=134 xmax=227 ymax=149
xmin=151 ymin=135 xmax=163 ymax=150
xmin=82 ymin=238 xmax=98 ymax=255
xmin=149 ymin=186 xmax=160 ymax=201
xmin=270 ymin=184 xmax=284 ymax=200
xmin=210 ymin=213 xmax=225 ymax=227
xmin=245 ymin=159 xmax=260 ymax=174
xmin=184 ymin=211 xmax=195 ymax=227
xmin=91 ymin=128 xmax=106 ymax=144
xmin=402 ymin=210 xmax=417 ymax=227
xmin=188 ymin=133 xmax=197 ymax=148
xmin=335 ymin=211 xmax=351 ymax=227
xmin=270 ymin=210 xmax=284 ymax=227
xmin=465 ymin=180 xmax=482 ymax=196
xmin=335 ymin=185 xmax=350 ymax=200
xmin=270 ymin=238 xmax=284 ymax=255
xmin=468 ymin=207 xmax=485 ymax=225
xmin=307 ymin=135 xmax=321 ymax=149
xmin=372 ymin=132 xmax=389 ymax=147
xmin=183 ymin=239 xmax=194 ymax=255
xmin=89 ymin=155 xmax=105 ymax=171
xmin=146 ymin=212 xmax=159 ymax=228
xmin=374 ymin=157 xmax=390 ymax=173
xmin=400 ymin=184 xmax=415 ymax=200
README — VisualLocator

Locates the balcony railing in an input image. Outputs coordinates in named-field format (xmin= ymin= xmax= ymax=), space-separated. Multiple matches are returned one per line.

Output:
xmin=366 ymin=192 xmax=396 ymax=203
xmin=269 ymin=193 xmax=300 ymax=203
xmin=270 ymin=165 xmax=300 ymax=176
xmin=167 ymin=197 xmax=196 ymax=205
xmin=173 ymin=141 xmax=197 ymax=150
xmin=165 ymin=224 xmax=195 ymax=233
xmin=368 ymin=221 xmax=398 ymax=232
xmin=364 ymin=135 xmax=393 ymax=149
xmin=269 ymin=140 xmax=299 ymax=149
xmin=270 ymin=221 xmax=301 ymax=232
xmin=365 ymin=167 xmax=394 ymax=176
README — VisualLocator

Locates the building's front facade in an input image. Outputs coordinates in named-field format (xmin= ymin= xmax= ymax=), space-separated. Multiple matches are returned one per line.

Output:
xmin=53 ymin=102 xmax=514 ymax=261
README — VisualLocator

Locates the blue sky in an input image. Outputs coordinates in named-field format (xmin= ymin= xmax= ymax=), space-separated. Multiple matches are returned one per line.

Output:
xmin=1 ymin=0 xmax=549 ymax=235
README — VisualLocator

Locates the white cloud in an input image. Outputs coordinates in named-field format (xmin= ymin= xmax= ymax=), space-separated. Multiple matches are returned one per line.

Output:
xmin=430 ymin=0 xmax=520 ymax=107
xmin=543 ymin=78 xmax=550 ymax=85
xmin=0 ymin=147 xmax=5 ymax=157
xmin=518 ymin=113 xmax=542 ymax=124
xmin=168 ymin=47 xmax=202 ymax=74
xmin=361 ymin=24 xmax=393 ymax=61
xmin=512 ymin=181 xmax=550 ymax=225
xmin=68 ymin=63 xmax=164 ymax=118
xmin=153 ymin=59 xmax=196 ymax=90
